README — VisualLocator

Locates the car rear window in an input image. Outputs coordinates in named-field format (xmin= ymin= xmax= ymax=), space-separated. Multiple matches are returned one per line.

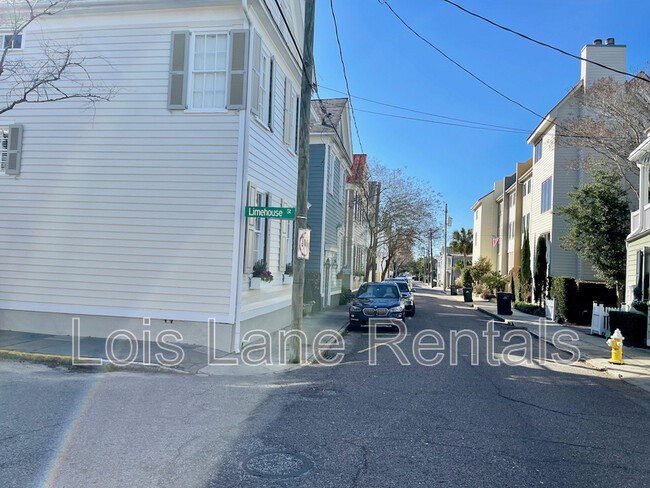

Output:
xmin=396 ymin=282 xmax=409 ymax=293
xmin=357 ymin=284 xmax=399 ymax=299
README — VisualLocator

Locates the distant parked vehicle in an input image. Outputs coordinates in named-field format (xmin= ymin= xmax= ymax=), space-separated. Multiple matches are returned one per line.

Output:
xmin=389 ymin=280 xmax=415 ymax=317
xmin=349 ymin=282 xmax=405 ymax=327
xmin=385 ymin=277 xmax=412 ymax=292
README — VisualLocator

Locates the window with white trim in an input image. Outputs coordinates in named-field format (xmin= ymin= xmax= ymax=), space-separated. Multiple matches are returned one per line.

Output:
xmin=190 ymin=33 xmax=228 ymax=109
xmin=2 ymin=33 xmax=22 ymax=50
xmin=257 ymin=47 xmax=273 ymax=126
xmin=253 ymin=191 xmax=266 ymax=263
xmin=534 ymin=140 xmax=543 ymax=163
xmin=283 ymin=78 xmax=299 ymax=152
xmin=327 ymin=150 xmax=334 ymax=195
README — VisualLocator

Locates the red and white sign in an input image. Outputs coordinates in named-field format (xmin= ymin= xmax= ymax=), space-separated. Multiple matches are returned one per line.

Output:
xmin=297 ymin=228 xmax=311 ymax=260
xmin=492 ymin=237 xmax=499 ymax=247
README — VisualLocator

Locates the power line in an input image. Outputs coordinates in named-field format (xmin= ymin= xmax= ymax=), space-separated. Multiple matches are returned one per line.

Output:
xmin=318 ymin=83 xmax=532 ymax=132
xmin=442 ymin=0 xmax=650 ymax=84
xmin=353 ymin=108 xmax=531 ymax=134
xmin=378 ymin=0 xmax=547 ymax=121
xmin=329 ymin=0 xmax=365 ymax=154
xmin=271 ymin=0 xmax=350 ymax=153
xmin=377 ymin=0 xmax=630 ymax=143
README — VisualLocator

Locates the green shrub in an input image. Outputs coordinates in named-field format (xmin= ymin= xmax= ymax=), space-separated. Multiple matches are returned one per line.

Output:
xmin=461 ymin=267 xmax=473 ymax=288
xmin=550 ymin=276 xmax=578 ymax=323
xmin=514 ymin=301 xmax=545 ymax=317
xmin=481 ymin=271 xmax=508 ymax=293
xmin=470 ymin=257 xmax=492 ymax=283
xmin=609 ymin=310 xmax=647 ymax=346
xmin=631 ymin=301 xmax=648 ymax=315
xmin=339 ymin=287 xmax=354 ymax=305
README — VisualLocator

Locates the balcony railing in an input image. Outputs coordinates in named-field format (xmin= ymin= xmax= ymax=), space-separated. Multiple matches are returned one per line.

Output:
xmin=630 ymin=202 xmax=650 ymax=234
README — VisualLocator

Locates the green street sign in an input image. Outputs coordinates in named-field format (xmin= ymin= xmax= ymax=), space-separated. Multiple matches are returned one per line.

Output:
xmin=246 ymin=206 xmax=295 ymax=219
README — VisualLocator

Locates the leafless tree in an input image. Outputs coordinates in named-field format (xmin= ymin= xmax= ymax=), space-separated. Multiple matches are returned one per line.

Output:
xmin=351 ymin=160 xmax=442 ymax=281
xmin=0 ymin=0 xmax=114 ymax=115
xmin=557 ymin=72 xmax=650 ymax=198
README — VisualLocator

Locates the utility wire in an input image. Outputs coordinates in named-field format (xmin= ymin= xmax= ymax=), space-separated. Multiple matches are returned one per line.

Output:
xmin=319 ymin=83 xmax=531 ymax=132
xmin=377 ymin=0 xmax=629 ymax=142
xmin=353 ymin=108 xmax=530 ymax=134
xmin=272 ymin=0 xmax=350 ymax=152
xmin=378 ymin=0 xmax=547 ymax=121
xmin=330 ymin=0 xmax=365 ymax=154
xmin=442 ymin=0 xmax=650 ymax=84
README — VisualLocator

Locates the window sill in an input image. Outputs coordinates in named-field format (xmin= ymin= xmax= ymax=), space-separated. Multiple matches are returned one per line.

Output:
xmin=252 ymin=115 xmax=273 ymax=133
xmin=184 ymin=108 xmax=229 ymax=114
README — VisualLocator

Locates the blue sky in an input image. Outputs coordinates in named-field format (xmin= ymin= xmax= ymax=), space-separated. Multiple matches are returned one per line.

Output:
xmin=313 ymin=0 xmax=650 ymax=243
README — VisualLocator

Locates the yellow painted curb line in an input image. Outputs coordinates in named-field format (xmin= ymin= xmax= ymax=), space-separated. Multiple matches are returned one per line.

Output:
xmin=0 ymin=349 xmax=96 ymax=366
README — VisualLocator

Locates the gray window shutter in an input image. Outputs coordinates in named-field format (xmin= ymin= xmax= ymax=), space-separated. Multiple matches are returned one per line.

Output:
xmin=267 ymin=56 xmax=275 ymax=129
xmin=227 ymin=29 xmax=249 ymax=110
xmin=283 ymin=78 xmax=291 ymax=144
xmin=6 ymin=125 xmax=23 ymax=175
xmin=168 ymin=31 xmax=190 ymax=110
xmin=244 ymin=182 xmax=257 ymax=272
xmin=251 ymin=31 xmax=262 ymax=116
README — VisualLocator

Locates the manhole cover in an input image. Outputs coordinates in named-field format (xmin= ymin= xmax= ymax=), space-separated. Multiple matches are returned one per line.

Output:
xmin=243 ymin=452 xmax=313 ymax=479
xmin=298 ymin=387 xmax=339 ymax=399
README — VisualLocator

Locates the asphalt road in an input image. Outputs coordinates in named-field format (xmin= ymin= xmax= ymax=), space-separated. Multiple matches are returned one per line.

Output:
xmin=1 ymin=284 xmax=649 ymax=487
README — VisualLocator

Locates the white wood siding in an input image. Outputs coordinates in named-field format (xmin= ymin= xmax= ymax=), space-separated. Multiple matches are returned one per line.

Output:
xmin=240 ymin=13 xmax=300 ymax=315
xmin=0 ymin=7 xmax=246 ymax=319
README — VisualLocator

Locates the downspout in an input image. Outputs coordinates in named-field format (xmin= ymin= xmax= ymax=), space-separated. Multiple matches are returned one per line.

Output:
xmin=232 ymin=0 xmax=253 ymax=353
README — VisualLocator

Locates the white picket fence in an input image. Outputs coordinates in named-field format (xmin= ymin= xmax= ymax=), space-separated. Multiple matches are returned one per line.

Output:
xmin=591 ymin=302 xmax=627 ymax=336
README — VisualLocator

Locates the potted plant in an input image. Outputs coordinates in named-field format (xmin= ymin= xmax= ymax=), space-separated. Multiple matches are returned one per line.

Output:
xmin=283 ymin=263 xmax=293 ymax=285
xmin=250 ymin=259 xmax=273 ymax=289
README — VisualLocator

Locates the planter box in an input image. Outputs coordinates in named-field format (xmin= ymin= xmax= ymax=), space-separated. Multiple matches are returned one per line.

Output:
xmin=250 ymin=277 xmax=271 ymax=290
xmin=283 ymin=274 xmax=293 ymax=285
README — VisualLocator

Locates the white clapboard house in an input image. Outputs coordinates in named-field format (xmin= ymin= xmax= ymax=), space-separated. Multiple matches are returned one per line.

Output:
xmin=0 ymin=0 xmax=305 ymax=352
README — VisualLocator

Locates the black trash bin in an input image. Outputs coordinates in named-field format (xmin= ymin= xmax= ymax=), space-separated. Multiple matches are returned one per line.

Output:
xmin=450 ymin=285 xmax=458 ymax=296
xmin=496 ymin=292 xmax=513 ymax=315
xmin=463 ymin=287 xmax=473 ymax=303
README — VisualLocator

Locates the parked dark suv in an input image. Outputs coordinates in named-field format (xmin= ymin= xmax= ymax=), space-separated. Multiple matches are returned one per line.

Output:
xmin=387 ymin=280 xmax=415 ymax=317
xmin=349 ymin=282 xmax=405 ymax=327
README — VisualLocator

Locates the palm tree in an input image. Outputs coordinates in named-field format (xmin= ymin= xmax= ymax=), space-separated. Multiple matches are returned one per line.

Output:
xmin=450 ymin=227 xmax=473 ymax=266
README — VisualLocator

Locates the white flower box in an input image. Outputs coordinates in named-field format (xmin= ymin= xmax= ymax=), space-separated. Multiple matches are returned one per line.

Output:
xmin=283 ymin=274 xmax=293 ymax=285
xmin=250 ymin=277 xmax=271 ymax=289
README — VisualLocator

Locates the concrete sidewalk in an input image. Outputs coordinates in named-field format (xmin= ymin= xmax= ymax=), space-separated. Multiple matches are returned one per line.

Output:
xmin=427 ymin=284 xmax=650 ymax=394
xmin=0 ymin=306 xmax=349 ymax=376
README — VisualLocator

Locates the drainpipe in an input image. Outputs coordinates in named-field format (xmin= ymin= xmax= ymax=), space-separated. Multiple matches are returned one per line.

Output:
xmin=232 ymin=0 xmax=253 ymax=353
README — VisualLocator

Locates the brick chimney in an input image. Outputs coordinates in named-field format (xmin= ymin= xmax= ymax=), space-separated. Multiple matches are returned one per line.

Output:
xmin=580 ymin=38 xmax=626 ymax=87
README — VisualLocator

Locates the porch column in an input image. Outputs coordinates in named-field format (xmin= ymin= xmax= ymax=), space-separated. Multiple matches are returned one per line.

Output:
xmin=638 ymin=162 xmax=649 ymax=231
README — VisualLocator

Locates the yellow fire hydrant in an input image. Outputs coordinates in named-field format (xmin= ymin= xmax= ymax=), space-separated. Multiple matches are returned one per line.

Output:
xmin=606 ymin=328 xmax=625 ymax=365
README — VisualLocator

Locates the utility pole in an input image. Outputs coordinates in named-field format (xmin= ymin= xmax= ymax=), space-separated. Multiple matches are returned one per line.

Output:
xmin=290 ymin=0 xmax=315 ymax=364
xmin=443 ymin=203 xmax=448 ymax=292
xmin=428 ymin=228 xmax=433 ymax=287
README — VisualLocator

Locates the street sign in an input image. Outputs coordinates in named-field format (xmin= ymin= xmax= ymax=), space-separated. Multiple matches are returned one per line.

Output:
xmin=297 ymin=228 xmax=310 ymax=260
xmin=245 ymin=206 xmax=295 ymax=219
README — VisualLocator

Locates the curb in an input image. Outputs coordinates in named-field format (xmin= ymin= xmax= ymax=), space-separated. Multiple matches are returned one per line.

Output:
xmin=307 ymin=319 xmax=350 ymax=365
xmin=0 ymin=349 xmax=187 ymax=375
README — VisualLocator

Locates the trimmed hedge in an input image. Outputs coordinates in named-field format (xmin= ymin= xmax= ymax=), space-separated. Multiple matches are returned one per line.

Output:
xmin=609 ymin=310 xmax=647 ymax=346
xmin=576 ymin=281 xmax=617 ymax=325
xmin=550 ymin=277 xmax=618 ymax=324
xmin=514 ymin=301 xmax=545 ymax=317
xmin=550 ymin=277 xmax=578 ymax=323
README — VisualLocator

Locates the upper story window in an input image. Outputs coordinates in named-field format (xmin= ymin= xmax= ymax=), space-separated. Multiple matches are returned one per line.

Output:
xmin=534 ymin=140 xmax=543 ymax=163
xmin=283 ymin=78 xmax=299 ymax=152
xmin=190 ymin=33 xmax=228 ymax=109
xmin=257 ymin=47 xmax=273 ymax=126
xmin=339 ymin=162 xmax=345 ymax=203
xmin=541 ymin=177 xmax=553 ymax=213
xmin=0 ymin=125 xmax=23 ymax=175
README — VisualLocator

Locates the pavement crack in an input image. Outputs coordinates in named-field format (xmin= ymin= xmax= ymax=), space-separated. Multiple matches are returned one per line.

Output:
xmin=351 ymin=444 xmax=369 ymax=488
